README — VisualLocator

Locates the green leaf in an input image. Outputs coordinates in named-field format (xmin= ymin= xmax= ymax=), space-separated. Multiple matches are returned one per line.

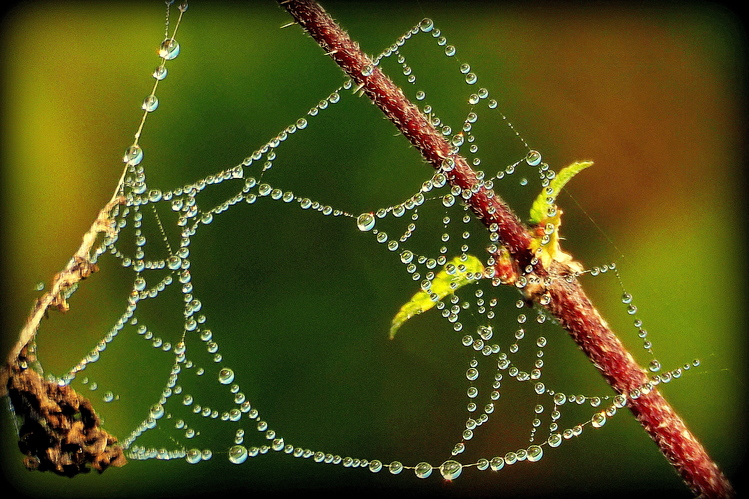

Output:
xmin=390 ymin=254 xmax=484 ymax=339
xmin=529 ymin=161 xmax=593 ymax=225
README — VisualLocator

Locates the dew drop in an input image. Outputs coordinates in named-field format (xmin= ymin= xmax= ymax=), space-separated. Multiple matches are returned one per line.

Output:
xmin=553 ymin=392 xmax=567 ymax=405
xmin=526 ymin=150 xmax=542 ymax=166
xmin=526 ymin=445 xmax=543 ymax=462
xmin=152 ymin=66 xmax=168 ymax=80
xmin=357 ymin=212 xmax=376 ymax=231
xmin=419 ymin=18 xmax=434 ymax=32
xmin=167 ymin=255 xmax=182 ymax=270
xmin=159 ymin=38 xmax=180 ymax=60
xmin=389 ymin=461 xmax=403 ymax=474
xmin=400 ymin=250 xmax=414 ymax=264
xmin=547 ymin=433 xmax=562 ymax=448
xmin=439 ymin=460 xmax=462 ymax=480
xmin=228 ymin=445 xmax=248 ymax=464
xmin=185 ymin=448 xmax=201 ymax=464
xmin=123 ymin=145 xmax=143 ymax=166
xmin=591 ymin=411 xmax=607 ymax=428
xmin=464 ymin=72 xmax=477 ymax=85
xmin=148 ymin=189 xmax=163 ymax=202
xmin=149 ymin=403 xmax=165 ymax=420
xmin=218 ymin=368 xmax=235 ymax=385
xmin=444 ymin=45 xmax=456 ymax=57
xmin=142 ymin=95 xmax=159 ymax=112
xmin=489 ymin=456 xmax=505 ymax=471
xmin=414 ymin=462 xmax=433 ymax=478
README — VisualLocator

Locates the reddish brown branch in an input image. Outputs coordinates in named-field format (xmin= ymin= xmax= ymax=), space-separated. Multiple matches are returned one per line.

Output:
xmin=278 ymin=1 xmax=734 ymax=497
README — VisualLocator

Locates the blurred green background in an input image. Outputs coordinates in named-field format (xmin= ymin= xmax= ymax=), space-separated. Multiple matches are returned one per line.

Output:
xmin=1 ymin=1 xmax=745 ymax=497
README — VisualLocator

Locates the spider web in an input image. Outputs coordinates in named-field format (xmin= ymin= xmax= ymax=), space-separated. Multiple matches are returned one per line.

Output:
xmin=2 ymin=2 xmax=741 ymax=497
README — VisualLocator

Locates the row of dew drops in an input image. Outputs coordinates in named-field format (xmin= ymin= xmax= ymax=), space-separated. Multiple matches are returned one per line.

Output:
xmin=94 ymin=5 xmax=702 ymax=481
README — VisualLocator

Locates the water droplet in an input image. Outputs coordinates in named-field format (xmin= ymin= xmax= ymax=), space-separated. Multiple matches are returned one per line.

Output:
xmin=153 ymin=66 xmax=168 ymax=80
xmin=218 ymin=368 xmax=235 ymax=385
xmin=591 ymin=411 xmax=607 ymax=428
xmin=444 ymin=45 xmax=456 ymax=57
xmin=356 ymin=212 xmax=376 ymax=231
xmin=361 ymin=64 xmax=374 ymax=77
xmin=400 ymin=250 xmax=414 ymax=264
xmin=142 ymin=95 xmax=159 ymax=112
xmin=159 ymin=38 xmax=180 ymax=60
xmin=489 ymin=456 xmax=505 ymax=471
xmin=526 ymin=445 xmax=543 ymax=462
xmin=526 ymin=150 xmax=542 ymax=166
xmin=149 ymin=403 xmax=165 ymax=420
xmin=439 ymin=460 xmax=462 ymax=480
xmin=389 ymin=461 xmax=403 ymax=474
xmin=553 ymin=392 xmax=567 ymax=405
xmin=464 ymin=72 xmax=477 ymax=85
xmin=167 ymin=255 xmax=182 ymax=270
xmin=419 ymin=18 xmax=434 ymax=32
xmin=648 ymin=359 xmax=661 ymax=372
xmin=148 ymin=189 xmax=163 ymax=203
xmin=228 ymin=445 xmax=248 ymax=464
xmin=186 ymin=448 xmax=201 ymax=464
xmin=414 ymin=462 xmax=433 ymax=478
xmin=547 ymin=433 xmax=562 ymax=447
xmin=368 ymin=460 xmax=383 ymax=473
xmin=123 ymin=145 xmax=143 ymax=166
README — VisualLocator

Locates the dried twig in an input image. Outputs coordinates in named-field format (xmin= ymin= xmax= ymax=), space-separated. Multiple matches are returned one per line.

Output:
xmin=1 ymin=192 xmax=126 ymax=475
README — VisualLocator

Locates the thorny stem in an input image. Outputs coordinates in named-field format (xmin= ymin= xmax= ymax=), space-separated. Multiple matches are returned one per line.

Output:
xmin=279 ymin=1 xmax=734 ymax=497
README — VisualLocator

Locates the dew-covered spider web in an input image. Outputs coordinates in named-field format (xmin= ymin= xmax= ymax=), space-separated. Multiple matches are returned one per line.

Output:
xmin=3 ymin=1 xmax=741 ymax=497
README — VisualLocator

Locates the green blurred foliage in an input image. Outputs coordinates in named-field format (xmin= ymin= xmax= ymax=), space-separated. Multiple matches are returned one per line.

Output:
xmin=1 ymin=1 xmax=745 ymax=497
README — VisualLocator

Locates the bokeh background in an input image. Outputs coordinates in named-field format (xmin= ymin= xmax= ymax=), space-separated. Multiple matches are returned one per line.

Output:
xmin=1 ymin=1 xmax=745 ymax=497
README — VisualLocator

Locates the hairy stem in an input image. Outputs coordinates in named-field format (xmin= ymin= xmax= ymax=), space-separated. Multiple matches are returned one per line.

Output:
xmin=278 ymin=1 xmax=734 ymax=497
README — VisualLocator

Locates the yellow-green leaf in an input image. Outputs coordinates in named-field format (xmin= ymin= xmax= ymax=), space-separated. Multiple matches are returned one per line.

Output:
xmin=390 ymin=254 xmax=484 ymax=339
xmin=529 ymin=160 xmax=592 ymax=225
xmin=528 ymin=160 xmax=591 ymax=271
